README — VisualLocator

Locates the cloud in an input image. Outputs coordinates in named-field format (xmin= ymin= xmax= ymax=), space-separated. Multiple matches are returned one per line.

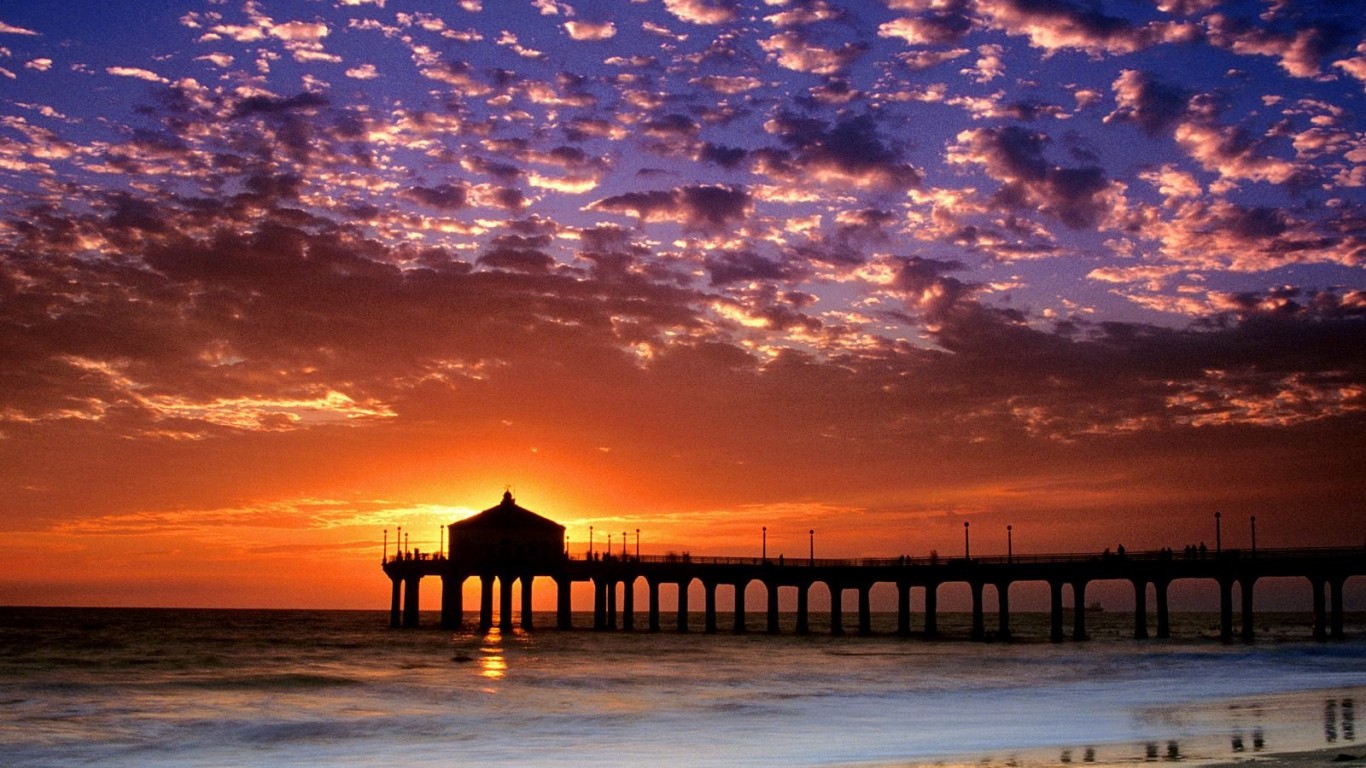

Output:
xmin=758 ymin=114 xmax=922 ymax=190
xmin=400 ymin=183 xmax=470 ymax=211
xmin=478 ymin=233 xmax=557 ymax=273
xmin=268 ymin=20 xmax=329 ymax=42
xmin=663 ymin=0 xmax=738 ymax=25
xmin=977 ymin=0 xmax=1199 ymax=56
xmin=106 ymin=66 xmax=169 ymax=83
xmin=949 ymin=125 xmax=1119 ymax=229
xmin=0 ymin=21 xmax=40 ymax=35
xmin=879 ymin=0 xmax=974 ymax=46
xmin=1205 ymin=12 xmax=1355 ymax=78
xmin=759 ymin=31 xmax=866 ymax=75
xmin=588 ymin=185 xmax=752 ymax=231
xmin=705 ymin=250 xmax=807 ymax=287
xmin=1105 ymin=69 xmax=1190 ymax=137
xmin=692 ymin=74 xmax=764 ymax=94
xmin=564 ymin=20 xmax=616 ymax=40
xmin=896 ymin=49 xmax=970 ymax=70
xmin=1173 ymin=119 xmax=1299 ymax=186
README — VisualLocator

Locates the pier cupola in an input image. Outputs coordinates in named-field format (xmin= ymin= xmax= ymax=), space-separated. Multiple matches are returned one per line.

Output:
xmin=447 ymin=490 xmax=566 ymax=571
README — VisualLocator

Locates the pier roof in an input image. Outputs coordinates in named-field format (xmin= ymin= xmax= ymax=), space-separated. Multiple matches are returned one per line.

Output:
xmin=450 ymin=491 xmax=564 ymax=533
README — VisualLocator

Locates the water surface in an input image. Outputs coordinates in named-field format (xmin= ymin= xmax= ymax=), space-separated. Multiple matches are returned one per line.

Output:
xmin=2 ymin=608 xmax=1362 ymax=767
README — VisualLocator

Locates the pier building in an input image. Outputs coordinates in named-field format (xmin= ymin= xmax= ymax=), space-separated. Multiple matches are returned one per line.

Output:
xmin=382 ymin=492 xmax=1364 ymax=642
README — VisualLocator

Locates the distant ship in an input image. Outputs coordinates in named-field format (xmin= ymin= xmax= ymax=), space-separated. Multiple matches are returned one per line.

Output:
xmin=1087 ymin=601 xmax=1104 ymax=613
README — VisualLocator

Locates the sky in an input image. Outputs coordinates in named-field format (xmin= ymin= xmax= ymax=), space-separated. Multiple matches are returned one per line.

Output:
xmin=1 ymin=0 xmax=1364 ymax=610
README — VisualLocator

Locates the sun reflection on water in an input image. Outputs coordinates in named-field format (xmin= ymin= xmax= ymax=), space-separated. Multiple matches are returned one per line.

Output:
xmin=478 ymin=627 xmax=507 ymax=681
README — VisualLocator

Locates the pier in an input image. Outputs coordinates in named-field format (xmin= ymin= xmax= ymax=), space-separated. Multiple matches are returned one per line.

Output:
xmin=382 ymin=492 xmax=1364 ymax=642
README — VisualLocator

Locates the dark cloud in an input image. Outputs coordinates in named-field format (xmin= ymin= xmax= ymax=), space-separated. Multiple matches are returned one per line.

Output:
xmin=1106 ymin=69 xmax=1190 ymax=137
xmin=705 ymin=250 xmax=807 ymax=286
xmin=880 ymin=0 xmax=975 ymax=45
xmin=954 ymin=126 xmax=1114 ymax=229
xmin=401 ymin=183 xmax=469 ymax=211
xmin=589 ymin=185 xmax=752 ymax=231
xmin=644 ymin=113 xmax=701 ymax=141
xmin=760 ymin=114 xmax=922 ymax=190
xmin=978 ymin=0 xmax=1200 ymax=55
xmin=893 ymin=256 xmax=977 ymax=325
xmin=1205 ymin=10 xmax=1360 ymax=77
xmin=697 ymin=142 xmax=749 ymax=170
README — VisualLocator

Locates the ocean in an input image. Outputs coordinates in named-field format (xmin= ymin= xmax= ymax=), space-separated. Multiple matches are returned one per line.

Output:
xmin=1 ymin=608 xmax=1363 ymax=767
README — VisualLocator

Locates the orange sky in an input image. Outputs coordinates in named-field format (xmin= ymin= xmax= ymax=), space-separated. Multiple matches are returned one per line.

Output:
xmin=2 ymin=1 xmax=1366 ymax=611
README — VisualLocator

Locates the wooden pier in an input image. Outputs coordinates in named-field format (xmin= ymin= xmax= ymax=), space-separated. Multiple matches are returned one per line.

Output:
xmin=382 ymin=493 xmax=1364 ymax=642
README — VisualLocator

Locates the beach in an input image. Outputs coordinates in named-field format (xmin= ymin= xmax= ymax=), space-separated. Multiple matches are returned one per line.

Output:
xmin=1207 ymin=748 xmax=1362 ymax=768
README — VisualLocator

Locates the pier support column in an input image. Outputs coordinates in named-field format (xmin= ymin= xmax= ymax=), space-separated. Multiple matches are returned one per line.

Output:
xmin=1331 ymin=578 xmax=1346 ymax=640
xmin=1132 ymin=579 xmax=1149 ymax=640
xmin=623 ymin=578 xmax=635 ymax=632
xmin=796 ymin=583 xmax=810 ymax=635
xmin=1218 ymin=577 xmax=1235 ymax=643
xmin=677 ymin=581 xmax=690 ymax=633
xmin=441 ymin=574 xmax=463 ymax=630
xmin=1312 ymin=577 xmax=1328 ymax=642
xmin=1072 ymin=581 xmax=1088 ymax=641
xmin=1049 ymin=580 xmax=1064 ymax=643
xmin=498 ymin=575 xmax=514 ymax=632
xmin=389 ymin=577 xmax=402 ymax=628
xmin=923 ymin=583 xmax=938 ymax=639
xmin=703 ymin=581 xmax=718 ymax=634
xmin=970 ymin=581 xmax=985 ymax=641
xmin=479 ymin=575 xmax=494 ymax=631
xmin=521 ymin=576 xmax=534 ymax=631
xmin=997 ymin=582 xmax=1011 ymax=641
xmin=767 ymin=582 xmax=780 ymax=634
xmin=733 ymin=582 xmax=747 ymax=634
xmin=830 ymin=585 xmax=844 ymax=636
xmin=556 ymin=576 xmax=572 ymax=630
xmin=1155 ymin=579 xmax=1170 ymax=639
xmin=896 ymin=583 xmax=912 ymax=637
xmin=606 ymin=579 xmax=617 ymax=630
xmin=1240 ymin=576 xmax=1256 ymax=642
xmin=403 ymin=575 xmax=421 ymax=628
xmin=648 ymin=579 xmax=661 ymax=632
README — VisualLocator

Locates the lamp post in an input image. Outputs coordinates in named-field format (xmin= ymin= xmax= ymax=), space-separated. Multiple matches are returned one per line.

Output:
xmin=1251 ymin=515 xmax=1257 ymax=557
xmin=608 ymin=532 xmax=612 ymax=557
xmin=762 ymin=526 xmax=767 ymax=561
xmin=589 ymin=525 xmax=594 ymax=557
xmin=1215 ymin=512 xmax=1222 ymax=555
xmin=622 ymin=531 xmax=627 ymax=558
xmin=565 ymin=534 xmax=569 ymax=557
xmin=809 ymin=529 xmax=814 ymax=565
xmin=636 ymin=528 xmax=640 ymax=559
xmin=383 ymin=528 xmax=388 ymax=563
xmin=1007 ymin=524 xmax=1013 ymax=563
xmin=964 ymin=521 xmax=971 ymax=560
xmin=397 ymin=526 xmax=402 ymax=558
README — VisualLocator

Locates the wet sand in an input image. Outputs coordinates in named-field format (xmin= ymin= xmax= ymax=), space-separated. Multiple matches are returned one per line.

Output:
xmin=1204 ymin=747 xmax=1363 ymax=768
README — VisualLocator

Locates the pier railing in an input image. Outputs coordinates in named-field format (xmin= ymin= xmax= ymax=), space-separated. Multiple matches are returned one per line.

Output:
xmin=562 ymin=545 xmax=1365 ymax=568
